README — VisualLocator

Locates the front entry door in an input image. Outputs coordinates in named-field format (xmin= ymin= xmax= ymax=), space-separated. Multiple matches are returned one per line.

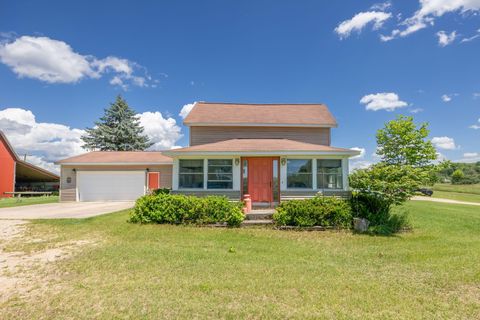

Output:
xmin=247 ymin=158 xmax=273 ymax=203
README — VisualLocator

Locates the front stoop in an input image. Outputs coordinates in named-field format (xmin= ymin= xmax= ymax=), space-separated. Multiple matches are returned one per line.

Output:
xmin=242 ymin=209 xmax=275 ymax=226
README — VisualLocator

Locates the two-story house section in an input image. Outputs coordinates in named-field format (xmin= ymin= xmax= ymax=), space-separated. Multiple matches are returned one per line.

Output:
xmin=163 ymin=102 xmax=360 ymax=207
xmin=56 ymin=102 xmax=359 ymax=204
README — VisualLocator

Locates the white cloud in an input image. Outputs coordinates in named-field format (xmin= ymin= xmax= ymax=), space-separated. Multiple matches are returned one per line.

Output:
xmin=1 ymin=107 xmax=184 ymax=171
xmin=371 ymin=1 xmax=392 ymax=11
xmin=461 ymin=28 xmax=480 ymax=42
xmin=436 ymin=152 xmax=448 ymax=162
xmin=473 ymin=92 xmax=480 ymax=99
xmin=441 ymin=93 xmax=458 ymax=102
xmin=350 ymin=147 xmax=366 ymax=159
xmin=0 ymin=35 xmax=153 ymax=89
xmin=137 ymin=111 xmax=183 ymax=150
xmin=463 ymin=152 xmax=479 ymax=158
xmin=456 ymin=152 xmax=480 ymax=163
xmin=441 ymin=94 xmax=452 ymax=102
xmin=349 ymin=160 xmax=373 ymax=171
xmin=436 ymin=30 xmax=457 ymax=46
xmin=335 ymin=11 xmax=392 ymax=38
xmin=0 ymin=108 xmax=85 ymax=171
xmin=360 ymin=92 xmax=408 ymax=111
xmin=410 ymin=108 xmax=424 ymax=113
xmin=0 ymin=36 xmax=95 ymax=83
xmin=25 ymin=155 xmax=60 ymax=174
xmin=179 ymin=102 xmax=195 ymax=119
xmin=432 ymin=136 xmax=456 ymax=150
xmin=469 ymin=118 xmax=480 ymax=129
xmin=382 ymin=0 xmax=480 ymax=41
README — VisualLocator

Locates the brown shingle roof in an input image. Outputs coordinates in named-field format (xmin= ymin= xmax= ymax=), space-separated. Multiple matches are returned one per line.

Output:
xmin=183 ymin=102 xmax=337 ymax=127
xmin=56 ymin=151 xmax=173 ymax=164
xmin=164 ymin=139 xmax=359 ymax=156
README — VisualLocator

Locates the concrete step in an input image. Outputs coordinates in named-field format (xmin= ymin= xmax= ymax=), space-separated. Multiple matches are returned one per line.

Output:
xmin=241 ymin=219 xmax=274 ymax=226
xmin=246 ymin=211 xmax=274 ymax=220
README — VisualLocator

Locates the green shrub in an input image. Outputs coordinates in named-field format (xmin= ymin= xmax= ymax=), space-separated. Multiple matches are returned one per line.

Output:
xmin=129 ymin=194 xmax=244 ymax=227
xmin=273 ymin=196 xmax=352 ymax=228
xmin=367 ymin=208 xmax=411 ymax=235
xmin=151 ymin=188 xmax=171 ymax=195
xmin=350 ymin=191 xmax=410 ymax=235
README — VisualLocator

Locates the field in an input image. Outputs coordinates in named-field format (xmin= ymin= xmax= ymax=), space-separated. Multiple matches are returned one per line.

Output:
xmin=432 ymin=184 xmax=480 ymax=203
xmin=1 ymin=201 xmax=479 ymax=319
xmin=0 ymin=195 xmax=59 ymax=208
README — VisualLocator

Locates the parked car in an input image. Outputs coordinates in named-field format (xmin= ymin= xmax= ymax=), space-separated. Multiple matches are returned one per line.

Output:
xmin=417 ymin=188 xmax=433 ymax=196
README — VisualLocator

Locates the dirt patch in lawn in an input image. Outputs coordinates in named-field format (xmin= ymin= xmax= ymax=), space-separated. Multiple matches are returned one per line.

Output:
xmin=0 ymin=220 xmax=94 ymax=303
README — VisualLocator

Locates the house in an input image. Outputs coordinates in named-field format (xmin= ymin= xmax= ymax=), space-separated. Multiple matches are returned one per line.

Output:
xmin=0 ymin=130 xmax=60 ymax=198
xmin=56 ymin=102 xmax=360 ymax=205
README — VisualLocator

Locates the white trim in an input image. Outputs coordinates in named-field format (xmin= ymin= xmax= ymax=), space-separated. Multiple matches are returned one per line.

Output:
xmin=203 ymin=159 xmax=208 ymax=190
xmin=184 ymin=122 xmax=337 ymax=128
xmin=342 ymin=158 xmax=349 ymax=190
xmin=165 ymin=151 xmax=359 ymax=157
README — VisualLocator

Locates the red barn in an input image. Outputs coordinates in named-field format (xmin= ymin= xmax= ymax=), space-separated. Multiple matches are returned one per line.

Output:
xmin=0 ymin=131 xmax=59 ymax=198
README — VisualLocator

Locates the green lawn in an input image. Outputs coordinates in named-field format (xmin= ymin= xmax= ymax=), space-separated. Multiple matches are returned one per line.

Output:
xmin=2 ymin=201 xmax=480 ymax=319
xmin=0 ymin=195 xmax=59 ymax=208
xmin=433 ymin=183 xmax=480 ymax=195
xmin=430 ymin=184 xmax=480 ymax=203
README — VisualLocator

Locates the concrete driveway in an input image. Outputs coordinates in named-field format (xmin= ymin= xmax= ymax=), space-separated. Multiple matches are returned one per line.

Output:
xmin=0 ymin=202 xmax=135 ymax=219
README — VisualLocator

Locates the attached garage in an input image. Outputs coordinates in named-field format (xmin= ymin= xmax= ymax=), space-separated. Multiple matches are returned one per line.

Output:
xmin=77 ymin=171 xmax=146 ymax=201
xmin=55 ymin=151 xmax=173 ymax=202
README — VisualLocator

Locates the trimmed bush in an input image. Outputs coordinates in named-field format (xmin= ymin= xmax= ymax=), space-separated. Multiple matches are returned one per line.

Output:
xmin=129 ymin=193 xmax=244 ymax=227
xmin=273 ymin=196 xmax=352 ymax=228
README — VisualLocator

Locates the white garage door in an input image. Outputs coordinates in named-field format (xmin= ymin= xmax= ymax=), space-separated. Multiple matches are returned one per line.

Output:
xmin=77 ymin=171 xmax=146 ymax=201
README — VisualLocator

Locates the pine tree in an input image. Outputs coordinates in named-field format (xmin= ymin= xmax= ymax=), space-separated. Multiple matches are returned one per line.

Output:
xmin=81 ymin=95 xmax=153 ymax=151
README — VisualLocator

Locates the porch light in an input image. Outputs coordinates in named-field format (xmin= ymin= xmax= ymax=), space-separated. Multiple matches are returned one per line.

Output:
xmin=72 ymin=168 xmax=76 ymax=173
xmin=280 ymin=158 xmax=286 ymax=166
xmin=234 ymin=158 xmax=240 ymax=166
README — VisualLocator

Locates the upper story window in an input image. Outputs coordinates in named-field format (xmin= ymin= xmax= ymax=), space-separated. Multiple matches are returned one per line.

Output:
xmin=317 ymin=159 xmax=342 ymax=189
xmin=179 ymin=159 xmax=204 ymax=189
xmin=207 ymin=159 xmax=233 ymax=189
xmin=287 ymin=159 xmax=312 ymax=189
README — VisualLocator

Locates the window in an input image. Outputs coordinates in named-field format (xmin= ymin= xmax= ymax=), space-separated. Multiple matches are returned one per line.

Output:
xmin=242 ymin=159 xmax=248 ymax=194
xmin=179 ymin=159 xmax=204 ymax=188
xmin=207 ymin=159 xmax=233 ymax=189
xmin=287 ymin=159 xmax=312 ymax=189
xmin=317 ymin=159 xmax=343 ymax=189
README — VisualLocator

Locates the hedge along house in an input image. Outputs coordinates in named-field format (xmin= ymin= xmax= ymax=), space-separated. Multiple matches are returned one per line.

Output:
xmin=55 ymin=152 xmax=173 ymax=202
xmin=162 ymin=102 xmax=360 ymax=207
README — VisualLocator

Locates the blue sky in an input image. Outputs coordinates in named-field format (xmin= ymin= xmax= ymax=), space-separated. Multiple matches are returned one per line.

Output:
xmin=0 ymin=0 xmax=479 ymax=172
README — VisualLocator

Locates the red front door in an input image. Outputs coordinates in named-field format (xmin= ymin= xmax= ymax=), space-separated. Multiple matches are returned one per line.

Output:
xmin=247 ymin=158 xmax=273 ymax=203
xmin=148 ymin=172 xmax=160 ymax=190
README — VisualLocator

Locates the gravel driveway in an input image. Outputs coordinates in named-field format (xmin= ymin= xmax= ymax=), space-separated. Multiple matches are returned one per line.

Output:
xmin=0 ymin=202 xmax=134 ymax=219
xmin=412 ymin=196 xmax=480 ymax=206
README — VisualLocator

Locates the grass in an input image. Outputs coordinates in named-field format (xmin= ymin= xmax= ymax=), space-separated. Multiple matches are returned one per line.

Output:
xmin=433 ymin=183 xmax=480 ymax=195
xmin=0 ymin=195 xmax=59 ymax=208
xmin=428 ymin=184 xmax=480 ymax=203
xmin=2 ymin=201 xmax=480 ymax=319
xmin=431 ymin=190 xmax=480 ymax=203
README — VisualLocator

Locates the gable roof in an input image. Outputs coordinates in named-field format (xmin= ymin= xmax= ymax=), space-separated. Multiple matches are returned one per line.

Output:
xmin=183 ymin=102 xmax=337 ymax=127
xmin=0 ymin=130 xmax=59 ymax=180
xmin=56 ymin=151 xmax=173 ymax=165
xmin=163 ymin=139 xmax=359 ymax=156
